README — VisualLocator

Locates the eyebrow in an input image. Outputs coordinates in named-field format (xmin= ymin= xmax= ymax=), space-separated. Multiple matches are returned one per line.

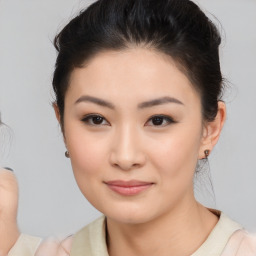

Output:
xmin=75 ymin=95 xmax=184 ymax=109
xmin=138 ymin=96 xmax=184 ymax=108
xmin=75 ymin=95 xmax=115 ymax=109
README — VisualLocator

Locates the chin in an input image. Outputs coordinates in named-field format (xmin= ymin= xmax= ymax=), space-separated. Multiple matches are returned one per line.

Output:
xmin=102 ymin=204 xmax=158 ymax=225
xmin=107 ymin=213 xmax=151 ymax=225
xmin=84 ymin=190 xmax=162 ymax=225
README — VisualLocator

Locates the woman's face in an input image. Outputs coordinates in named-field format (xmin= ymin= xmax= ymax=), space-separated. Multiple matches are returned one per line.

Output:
xmin=62 ymin=48 xmax=208 ymax=224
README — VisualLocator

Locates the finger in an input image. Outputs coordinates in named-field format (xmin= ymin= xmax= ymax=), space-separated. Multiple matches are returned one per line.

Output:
xmin=35 ymin=236 xmax=72 ymax=256
xmin=35 ymin=238 xmax=59 ymax=256
xmin=0 ymin=168 xmax=18 ymax=220
xmin=0 ymin=168 xmax=20 ymax=255
xmin=56 ymin=236 xmax=72 ymax=256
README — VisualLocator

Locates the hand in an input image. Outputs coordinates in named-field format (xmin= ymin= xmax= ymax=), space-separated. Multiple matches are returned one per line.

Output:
xmin=0 ymin=168 xmax=20 ymax=256
xmin=35 ymin=236 xmax=72 ymax=256
xmin=0 ymin=167 xmax=72 ymax=256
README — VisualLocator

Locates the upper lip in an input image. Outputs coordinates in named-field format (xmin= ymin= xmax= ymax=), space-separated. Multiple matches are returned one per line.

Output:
xmin=104 ymin=180 xmax=154 ymax=187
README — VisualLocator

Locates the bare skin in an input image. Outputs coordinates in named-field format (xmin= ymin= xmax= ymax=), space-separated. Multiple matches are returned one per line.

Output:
xmin=0 ymin=48 xmax=226 ymax=256
xmin=0 ymin=168 xmax=72 ymax=256
xmin=0 ymin=168 xmax=216 ymax=256
xmin=55 ymin=48 xmax=226 ymax=256
xmin=0 ymin=168 xmax=218 ymax=256
xmin=0 ymin=169 xmax=19 ymax=256
xmin=107 ymin=202 xmax=218 ymax=256
xmin=0 ymin=49 xmax=255 ymax=256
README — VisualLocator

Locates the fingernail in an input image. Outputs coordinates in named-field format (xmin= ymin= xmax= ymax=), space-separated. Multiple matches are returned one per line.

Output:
xmin=4 ymin=167 xmax=13 ymax=172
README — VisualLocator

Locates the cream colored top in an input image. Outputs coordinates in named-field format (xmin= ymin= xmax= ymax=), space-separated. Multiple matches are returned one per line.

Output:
xmin=8 ymin=234 xmax=42 ymax=256
xmin=8 ymin=212 xmax=256 ymax=256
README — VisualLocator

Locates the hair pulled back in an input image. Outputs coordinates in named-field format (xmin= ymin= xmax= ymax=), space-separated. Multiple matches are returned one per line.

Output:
xmin=53 ymin=0 xmax=223 ymax=125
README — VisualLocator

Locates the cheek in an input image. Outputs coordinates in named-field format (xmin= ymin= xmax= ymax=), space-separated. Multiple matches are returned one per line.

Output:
xmin=64 ymin=125 xmax=107 ymax=180
xmin=148 ymin=125 xmax=202 ymax=181
xmin=65 ymin=129 xmax=109 ymax=208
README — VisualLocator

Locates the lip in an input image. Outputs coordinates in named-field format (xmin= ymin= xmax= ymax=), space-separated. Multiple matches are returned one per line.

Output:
xmin=104 ymin=180 xmax=154 ymax=196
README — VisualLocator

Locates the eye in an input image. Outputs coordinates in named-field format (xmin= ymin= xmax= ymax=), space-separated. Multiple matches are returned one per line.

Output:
xmin=145 ymin=115 xmax=175 ymax=127
xmin=81 ymin=114 xmax=110 ymax=126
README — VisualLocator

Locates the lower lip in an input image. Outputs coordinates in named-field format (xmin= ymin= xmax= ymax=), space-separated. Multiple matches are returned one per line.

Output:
xmin=106 ymin=184 xmax=153 ymax=196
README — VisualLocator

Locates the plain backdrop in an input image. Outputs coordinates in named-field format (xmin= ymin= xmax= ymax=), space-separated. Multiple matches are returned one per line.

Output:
xmin=0 ymin=0 xmax=256 ymax=237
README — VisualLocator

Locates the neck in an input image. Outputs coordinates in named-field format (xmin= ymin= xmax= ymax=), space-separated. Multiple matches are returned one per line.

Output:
xmin=106 ymin=200 xmax=218 ymax=256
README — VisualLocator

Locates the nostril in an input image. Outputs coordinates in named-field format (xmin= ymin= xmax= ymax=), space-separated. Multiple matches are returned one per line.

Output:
xmin=109 ymin=136 xmax=146 ymax=171
xmin=111 ymin=161 xmax=142 ymax=171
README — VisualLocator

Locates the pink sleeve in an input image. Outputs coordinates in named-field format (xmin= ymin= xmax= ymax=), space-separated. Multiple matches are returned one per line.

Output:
xmin=221 ymin=230 xmax=256 ymax=256
xmin=35 ymin=235 xmax=73 ymax=256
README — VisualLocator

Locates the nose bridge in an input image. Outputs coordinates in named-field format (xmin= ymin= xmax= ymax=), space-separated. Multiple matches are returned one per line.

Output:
xmin=116 ymin=123 xmax=138 ymax=158
xmin=110 ymin=123 xmax=145 ymax=170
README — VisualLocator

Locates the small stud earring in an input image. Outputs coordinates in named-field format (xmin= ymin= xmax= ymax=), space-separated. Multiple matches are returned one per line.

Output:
xmin=204 ymin=149 xmax=210 ymax=159
xmin=65 ymin=151 xmax=70 ymax=158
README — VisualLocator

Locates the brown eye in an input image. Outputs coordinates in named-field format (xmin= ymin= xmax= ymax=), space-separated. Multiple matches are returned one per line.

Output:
xmin=152 ymin=116 xmax=164 ymax=126
xmin=146 ymin=115 xmax=175 ymax=127
xmin=82 ymin=114 xmax=109 ymax=126
xmin=92 ymin=116 xmax=104 ymax=124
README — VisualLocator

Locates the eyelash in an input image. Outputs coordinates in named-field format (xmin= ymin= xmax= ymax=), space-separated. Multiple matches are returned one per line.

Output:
xmin=81 ymin=114 xmax=110 ymax=126
xmin=81 ymin=114 xmax=176 ymax=127
xmin=146 ymin=115 xmax=176 ymax=127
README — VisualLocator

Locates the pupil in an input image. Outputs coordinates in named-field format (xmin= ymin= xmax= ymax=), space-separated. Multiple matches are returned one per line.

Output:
xmin=93 ymin=116 xmax=103 ymax=124
xmin=152 ymin=117 xmax=163 ymax=125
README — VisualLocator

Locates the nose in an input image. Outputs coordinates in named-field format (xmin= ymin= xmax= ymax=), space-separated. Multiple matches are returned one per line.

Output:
xmin=109 ymin=125 xmax=146 ymax=171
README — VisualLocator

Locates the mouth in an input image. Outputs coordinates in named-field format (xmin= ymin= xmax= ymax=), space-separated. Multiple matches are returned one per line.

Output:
xmin=104 ymin=180 xmax=154 ymax=196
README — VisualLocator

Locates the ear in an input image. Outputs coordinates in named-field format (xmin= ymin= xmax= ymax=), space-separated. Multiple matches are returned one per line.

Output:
xmin=53 ymin=103 xmax=66 ymax=139
xmin=199 ymin=101 xmax=226 ymax=159
xmin=53 ymin=102 xmax=61 ymax=124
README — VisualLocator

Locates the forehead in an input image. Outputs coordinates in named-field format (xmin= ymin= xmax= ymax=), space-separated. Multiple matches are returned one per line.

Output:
xmin=67 ymin=48 xmax=200 ymax=105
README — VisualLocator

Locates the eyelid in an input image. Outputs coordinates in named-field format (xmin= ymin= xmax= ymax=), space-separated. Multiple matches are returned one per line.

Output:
xmin=81 ymin=114 xmax=110 ymax=126
xmin=81 ymin=114 xmax=176 ymax=127
xmin=145 ymin=114 xmax=176 ymax=127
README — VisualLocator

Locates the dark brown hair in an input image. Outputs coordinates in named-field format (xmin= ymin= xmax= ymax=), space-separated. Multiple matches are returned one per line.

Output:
xmin=53 ymin=0 xmax=223 ymax=126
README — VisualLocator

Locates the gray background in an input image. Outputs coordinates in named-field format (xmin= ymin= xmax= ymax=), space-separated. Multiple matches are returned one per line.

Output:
xmin=0 ymin=0 xmax=255 ymax=238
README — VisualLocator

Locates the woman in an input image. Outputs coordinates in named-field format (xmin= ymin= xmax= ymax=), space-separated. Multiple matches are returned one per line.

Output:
xmin=2 ymin=0 xmax=256 ymax=255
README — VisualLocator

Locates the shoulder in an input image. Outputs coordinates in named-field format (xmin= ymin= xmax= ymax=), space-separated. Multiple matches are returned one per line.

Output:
xmin=8 ymin=216 xmax=105 ymax=256
xmin=70 ymin=215 xmax=108 ymax=256
xmin=212 ymin=211 xmax=256 ymax=255
xmin=8 ymin=234 xmax=73 ymax=256
xmin=192 ymin=211 xmax=243 ymax=256
xmin=221 ymin=230 xmax=256 ymax=256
